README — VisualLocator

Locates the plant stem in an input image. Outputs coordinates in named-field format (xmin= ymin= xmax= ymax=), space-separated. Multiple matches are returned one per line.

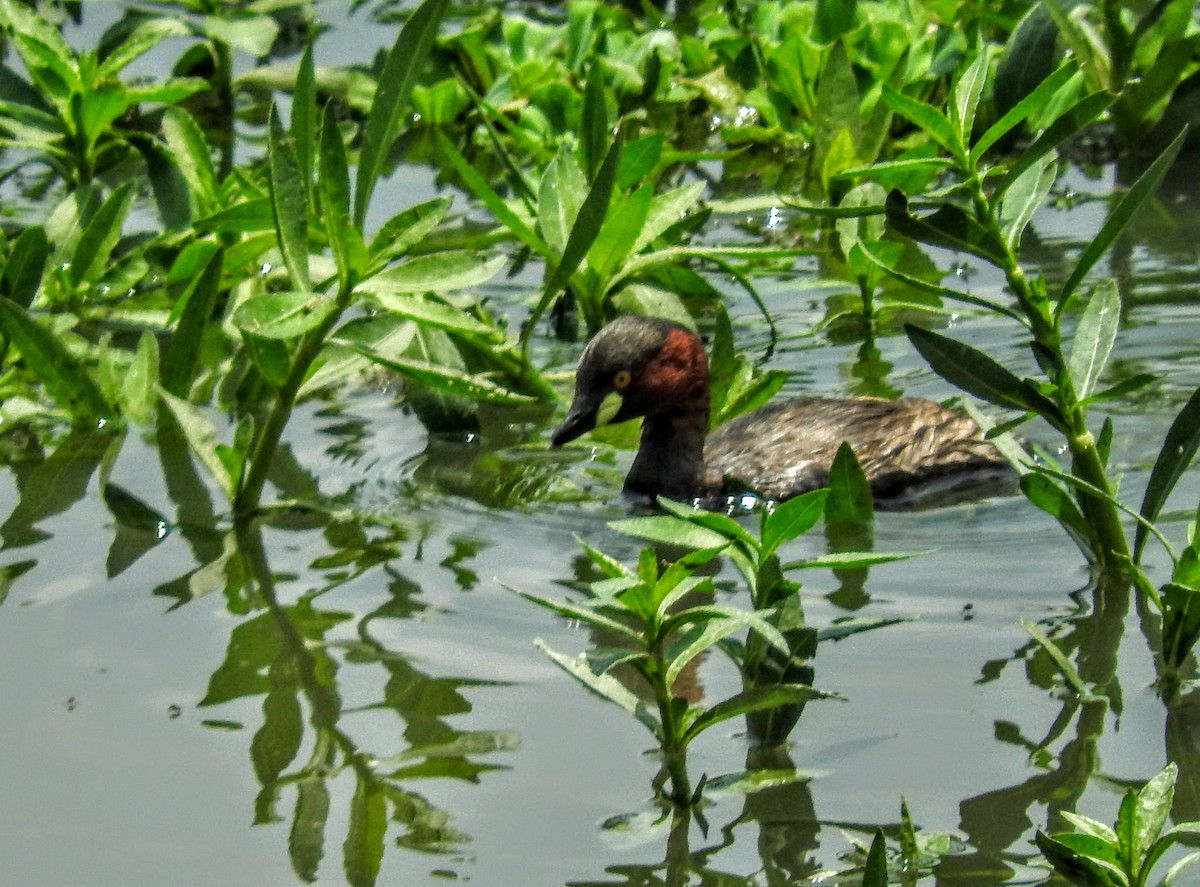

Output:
xmin=233 ymin=288 xmax=352 ymax=519
xmin=972 ymin=180 xmax=1131 ymax=572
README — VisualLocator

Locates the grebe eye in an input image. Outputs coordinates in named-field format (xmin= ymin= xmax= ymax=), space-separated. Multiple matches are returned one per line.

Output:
xmin=613 ymin=370 xmax=632 ymax=390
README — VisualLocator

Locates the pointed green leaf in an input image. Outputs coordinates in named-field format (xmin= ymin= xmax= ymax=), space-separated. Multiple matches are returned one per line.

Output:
xmin=70 ymin=183 xmax=135 ymax=286
xmin=886 ymin=190 xmax=1008 ymax=268
xmin=683 ymin=684 xmax=831 ymax=745
xmin=1000 ymin=153 xmax=1057 ymax=251
xmin=339 ymin=341 xmax=531 ymax=404
xmin=863 ymin=830 xmax=888 ymax=887
xmin=882 ymin=86 xmax=964 ymax=162
xmin=268 ymin=106 xmax=310 ymax=292
xmin=1069 ymin=280 xmax=1120 ymax=399
xmin=534 ymin=640 xmax=661 ymax=738
xmin=762 ymin=488 xmax=829 ymax=555
xmin=358 ymin=251 xmax=505 ymax=295
xmin=994 ymin=91 xmax=1115 ymax=202
xmin=954 ymin=44 xmax=990 ymax=143
xmin=906 ymin=324 xmax=1066 ymax=427
xmin=1136 ymin=385 xmax=1200 ymax=561
xmin=232 ymin=292 xmax=337 ymax=340
xmin=292 ymin=42 xmax=317 ymax=200
xmin=1059 ymin=128 xmax=1187 ymax=305
xmin=158 ymin=387 xmax=234 ymax=501
xmin=525 ymin=132 xmax=624 ymax=343
xmin=974 ymin=63 xmax=1079 ymax=160
xmin=588 ymin=182 xmax=652 ymax=282
xmin=1 ymin=225 xmax=48 ymax=307
xmin=1132 ymin=763 xmax=1177 ymax=866
xmin=161 ymin=245 xmax=223 ymax=397
xmin=616 ymin=133 xmax=663 ymax=190
xmin=580 ymin=61 xmax=608 ymax=181
xmin=368 ymin=196 xmax=453 ymax=262
xmin=824 ymin=443 xmax=873 ymax=532
xmin=319 ymin=104 xmax=364 ymax=288
xmin=0 ymin=299 xmax=110 ymax=422
xmin=609 ymin=514 xmax=731 ymax=552
xmin=353 ymin=0 xmax=446 ymax=227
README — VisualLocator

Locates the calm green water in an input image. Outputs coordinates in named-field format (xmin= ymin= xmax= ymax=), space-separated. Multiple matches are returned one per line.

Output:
xmin=4 ymin=10 xmax=1200 ymax=887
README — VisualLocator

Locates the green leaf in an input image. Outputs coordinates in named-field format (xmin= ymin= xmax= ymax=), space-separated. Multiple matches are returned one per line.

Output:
xmin=121 ymin=332 xmax=159 ymax=426
xmin=762 ymin=489 xmax=828 ymax=555
xmin=609 ymin=514 xmax=731 ymax=552
xmin=339 ymin=341 xmax=531 ymax=405
xmin=70 ymin=183 xmax=135 ymax=286
xmin=435 ymin=130 xmax=550 ymax=259
xmin=368 ymin=196 xmax=453 ymax=263
xmin=954 ymin=44 xmax=990 ymax=144
xmin=994 ymin=91 xmax=1115 ymax=202
xmin=886 ymin=190 xmax=1008 ymax=268
xmin=975 ymin=63 xmax=1079 ymax=160
xmin=358 ymin=291 xmax=499 ymax=341
xmin=905 ymin=325 xmax=1066 ymax=428
xmin=863 ymin=830 xmax=888 ymax=887
xmin=1 ymin=225 xmax=48 ymax=307
xmin=268 ymin=106 xmax=310 ymax=292
xmin=1136 ymin=385 xmax=1200 ymax=561
xmin=580 ymin=61 xmax=608 ymax=181
xmin=683 ymin=684 xmax=831 ymax=745
xmin=161 ymin=107 xmax=217 ymax=216
xmin=525 ymin=132 xmax=624 ymax=342
xmin=318 ymin=104 xmax=364 ymax=289
xmin=632 ymin=181 xmax=706 ymax=255
xmin=588 ymin=182 xmax=652 ymax=281
xmin=783 ymin=551 xmax=922 ymax=570
xmin=200 ymin=13 xmax=279 ymax=56
xmin=292 ymin=42 xmax=317 ymax=200
xmin=882 ymin=86 xmax=964 ymax=162
xmin=0 ymin=299 xmax=110 ymax=422
xmin=1020 ymin=473 xmax=1094 ymax=556
xmin=353 ymin=0 xmax=446 ymax=227
xmin=158 ymin=387 xmax=234 ymax=501
xmin=342 ymin=775 xmax=386 ymax=887
xmin=1068 ymin=280 xmax=1120 ymax=400
xmin=161 ymin=245 xmax=223 ymax=397
xmin=534 ymin=640 xmax=661 ymax=739
xmin=232 ymin=292 xmax=337 ymax=340
xmin=616 ymin=133 xmax=663 ymax=190
xmin=1131 ymin=763 xmax=1177 ymax=867
xmin=1059 ymin=128 xmax=1187 ymax=305
xmin=1035 ymin=831 xmax=1125 ymax=887
xmin=515 ymin=589 xmax=642 ymax=643
xmin=358 ymin=251 xmax=506 ymax=295
xmin=1000 ymin=153 xmax=1057 ymax=251
xmin=824 ymin=443 xmax=873 ymax=532
xmin=812 ymin=0 xmax=857 ymax=44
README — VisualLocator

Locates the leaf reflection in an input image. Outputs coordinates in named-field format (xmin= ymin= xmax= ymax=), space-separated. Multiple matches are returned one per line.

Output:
xmin=191 ymin=520 xmax=515 ymax=885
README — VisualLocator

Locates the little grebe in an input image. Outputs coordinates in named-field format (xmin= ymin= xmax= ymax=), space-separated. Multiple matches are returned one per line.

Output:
xmin=550 ymin=316 xmax=1009 ymax=505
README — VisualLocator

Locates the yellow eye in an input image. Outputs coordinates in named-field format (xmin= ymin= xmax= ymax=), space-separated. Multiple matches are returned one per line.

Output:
xmin=613 ymin=370 xmax=632 ymax=390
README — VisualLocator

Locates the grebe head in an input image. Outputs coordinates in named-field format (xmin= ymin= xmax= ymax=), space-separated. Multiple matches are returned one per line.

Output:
xmin=550 ymin=316 xmax=710 ymax=447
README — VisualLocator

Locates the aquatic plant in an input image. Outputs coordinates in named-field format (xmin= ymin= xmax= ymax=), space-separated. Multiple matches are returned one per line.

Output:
xmin=1036 ymin=762 xmax=1200 ymax=887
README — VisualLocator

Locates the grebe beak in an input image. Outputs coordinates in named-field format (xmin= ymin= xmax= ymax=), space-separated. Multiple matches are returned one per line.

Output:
xmin=550 ymin=394 xmax=601 ymax=446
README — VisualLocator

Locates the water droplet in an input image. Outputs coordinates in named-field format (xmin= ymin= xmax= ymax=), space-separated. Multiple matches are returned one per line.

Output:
xmin=168 ymin=704 xmax=181 ymax=719
xmin=260 ymin=262 xmax=273 ymax=275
